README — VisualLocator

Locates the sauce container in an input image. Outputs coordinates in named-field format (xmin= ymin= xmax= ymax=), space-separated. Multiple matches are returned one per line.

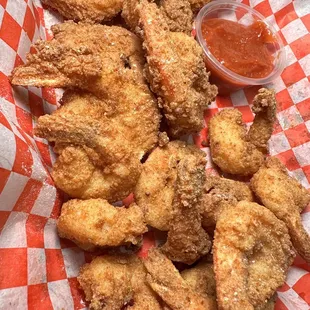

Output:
xmin=195 ymin=0 xmax=286 ymax=95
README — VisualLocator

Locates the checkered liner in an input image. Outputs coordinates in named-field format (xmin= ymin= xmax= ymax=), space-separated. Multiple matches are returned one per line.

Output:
xmin=0 ymin=0 xmax=309 ymax=309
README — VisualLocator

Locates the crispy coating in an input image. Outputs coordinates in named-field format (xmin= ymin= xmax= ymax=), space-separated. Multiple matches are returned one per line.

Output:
xmin=42 ymin=0 xmax=123 ymax=23
xmin=135 ymin=141 xmax=206 ymax=231
xmin=251 ymin=157 xmax=310 ymax=262
xmin=138 ymin=0 xmax=217 ymax=137
xmin=144 ymin=248 xmax=217 ymax=310
xmin=201 ymin=175 xmax=254 ymax=229
xmin=78 ymin=254 xmax=163 ymax=310
xmin=162 ymin=154 xmax=211 ymax=264
xmin=214 ymin=201 xmax=295 ymax=310
xmin=57 ymin=199 xmax=147 ymax=251
xmin=188 ymin=0 xmax=211 ymax=13
xmin=209 ymin=88 xmax=277 ymax=176
xmin=12 ymin=23 xmax=160 ymax=201
xmin=122 ymin=0 xmax=193 ymax=34
xmin=181 ymin=260 xmax=275 ymax=310
xmin=181 ymin=260 xmax=217 ymax=305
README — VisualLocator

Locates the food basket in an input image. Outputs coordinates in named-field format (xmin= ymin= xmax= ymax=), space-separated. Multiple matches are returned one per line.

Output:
xmin=0 ymin=0 xmax=309 ymax=309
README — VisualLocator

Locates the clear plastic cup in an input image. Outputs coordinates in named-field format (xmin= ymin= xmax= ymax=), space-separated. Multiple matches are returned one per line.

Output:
xmin=195 ymin=0 xmax=286 ymax=95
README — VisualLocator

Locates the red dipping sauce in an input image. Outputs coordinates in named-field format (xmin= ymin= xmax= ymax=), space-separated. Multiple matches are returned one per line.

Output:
xmin=201 ymin=19 xmax=275 ymax=79
xmin=195 ymin=1 xmax=286 ymax=96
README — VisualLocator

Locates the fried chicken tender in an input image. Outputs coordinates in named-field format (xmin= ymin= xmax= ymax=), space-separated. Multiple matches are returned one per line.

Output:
xmin=162 ymin=154 xmax=211 ymax=265
xmin=181 ymin=259 xmax=217 ymax=306
xmin=214 ymin=201 xmax=295 ymax=310
xmin=11 ymin=22 xmax=160 ymax=201
xmin=122 ymin=0 xmax=193 ymax=34
xmin=144 ymin=248 xmax=217 ymax=310
xmin=42 ymin=0 xmax=123 ymax=23
xmin=201 ymin=175 xmax=254 ymax=229
xmin=209 ymin=88 xmax=277 ymax=176
xmin=135 ymin=141 xmax=206 ymax=231
xmin=137 ymin=0 xmax=217 ymax=137
xmin=251 ymin=157 xmax=310 ymax=263
xmin=78 ymin=254 xmax=163 ymax=310
xmin=57 ymin=199 xmax=147 ymax=251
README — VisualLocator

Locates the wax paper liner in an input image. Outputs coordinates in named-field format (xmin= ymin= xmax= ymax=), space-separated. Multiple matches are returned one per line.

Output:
xmin=0 ymin=0 xmax=309 ymax=309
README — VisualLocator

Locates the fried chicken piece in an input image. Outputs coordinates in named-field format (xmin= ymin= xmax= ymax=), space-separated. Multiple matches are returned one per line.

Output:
xmin=162 ymin=154 xmax=211 ymax=265
xmin=251 ymin=157 xmax=310 ymax=263
xmin=144 ymin=248 xmax=216 ymax=310
xmin=122 ymin=0 xmax=193 ymax=34
xmin=135 ymin=141 xmax=206 ymax=231
xmin=201 ymin=175 xmax=254 ymax=229
xmin=137 ymin=1 xmax=217 ymax=137
xmin=11 ymin=23 xmax=160 ymax=201
xmin=78 ymin=254 xmax=163 ymax=310
xmin=181 ymin=259 xmax=217 ymax=306
xmin=57 ymin=199 xmax=147 ymax=251
xmin=214 ymin=201 xmax=295 ymax=310
xmin=42 ymin=0 xmax=123 ymax=23
xmin=209 ymin=88 xmax=277 ymax=176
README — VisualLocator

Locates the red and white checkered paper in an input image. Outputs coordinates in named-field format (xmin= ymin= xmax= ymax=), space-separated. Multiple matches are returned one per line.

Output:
xmin=0 ymin=0 xmax=309 ymax=309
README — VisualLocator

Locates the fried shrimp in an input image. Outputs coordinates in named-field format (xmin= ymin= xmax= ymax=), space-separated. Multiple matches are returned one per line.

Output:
xmin=42 ymin=0 xmax=123 ymax=23
xmin=11 ymin=22 xmax=160 ymax=201
xmin=214 ymin=201 xmax=295 ymax=310
xmin=135 ymin=141 xmax=206 ymax=231
xmin=122 ymin=0 xmax=193 ymax=34
xmin=209 ymin=88 xmax=277 ymax=176
xmin=144 ymin=248 xmax=217 ymax=310
xmin=137 ymin=0 xmax=217 ymax=137
xmin=57 ymin=199 xmax=147 ymax=251
xmin=78 ymin=254 xmax=163 ymax=310
xmin=181 ymin=259 xmax=217 ymax=305
xmin=201 ymin=175 xmax=254 ymax=229
xmin=251 ymin=157 xmax=310 ymax=263
xmin=162 ymin=154 xmax=211 ymax=265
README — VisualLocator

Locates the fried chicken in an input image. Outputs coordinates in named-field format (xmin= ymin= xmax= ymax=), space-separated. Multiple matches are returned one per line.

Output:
xmin=78 ymin=254 xmax=163 ymax=310
xmin=161 ymin=154 xmax=211 ymax=265
xmin=251 ymin=157 xmax=310 ymax=263
xmin=144 ymin=248 xmax=217 ymax=310
xmin=135 ymin=141 xmax=206 ymax=231
xmin=122 ymin=0 xmax=193 ymax=34
xmin=42 ymin=0 xmax=123 ymax=23
xmin=137 ymin=0 xmax=217 ymax=137
xmin=209 ymin=88 xmax=277 ymax=176
xmin=214 ymin=201 xmax=295 ymax=310
xmin=201 ymin=175 xmax=254 ymax=229
xmin=57 ymin=199 xmax=147 ymax=251
xmin=11 ymin=22 xmax=160 ymax=201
